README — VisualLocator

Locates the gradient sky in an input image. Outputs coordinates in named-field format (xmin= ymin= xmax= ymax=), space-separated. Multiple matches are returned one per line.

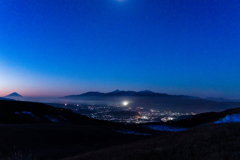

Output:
xmin=0 ymin=0 xmax=240 ymax=98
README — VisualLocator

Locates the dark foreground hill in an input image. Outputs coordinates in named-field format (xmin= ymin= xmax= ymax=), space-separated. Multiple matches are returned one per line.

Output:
xmin=0 ymin=124 xmax=157 ymax=160
xmin=0 ymin=100 xmax=159 ymax=159
xmin=63 ymin=123 xmax=240 ymax=160
xmin=173 ymin=107 xmax=240 ymax=127
xmin=0 ymin=100 xmax=117 ymax=125
xmin=1 ymin=100 xmax=240 ymax=159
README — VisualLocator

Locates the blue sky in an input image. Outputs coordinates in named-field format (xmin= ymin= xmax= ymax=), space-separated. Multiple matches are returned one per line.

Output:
xmin=0 ymin=0 xmax=240 ymax=98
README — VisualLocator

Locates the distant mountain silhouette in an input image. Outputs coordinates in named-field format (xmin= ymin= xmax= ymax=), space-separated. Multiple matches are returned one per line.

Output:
xmin=80 ymin=91 xmax=105 ymax=96
xmin=5 ymin=92 xmax=22 ymax=97
xmin=63 ymin=90 xmax=240 ymax=113
xmin=206 ymin=97 xmax=240 ymax=102
xmin=64 ymin=90 xmax=185 ymax=98
xmin=139 ymin=90 xmax=155 ymax=94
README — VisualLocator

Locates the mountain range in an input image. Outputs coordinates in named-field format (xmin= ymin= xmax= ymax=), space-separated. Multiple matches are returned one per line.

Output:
xmin=2 ymin=91 xmax=240 ymax=113
xmin=63 ymin=90 xmax=240 ymax=113
xmin=64 ymin=90 xmax=188 ymax=98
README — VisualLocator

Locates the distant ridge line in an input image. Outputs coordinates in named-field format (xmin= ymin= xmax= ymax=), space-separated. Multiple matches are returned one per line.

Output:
xmin=63 ymin=90 xmax=192 ymax=98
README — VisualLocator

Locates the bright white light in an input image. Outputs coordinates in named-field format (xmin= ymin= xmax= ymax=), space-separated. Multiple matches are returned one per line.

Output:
xmin=168 ymin=117 xmax=174 ymax=120
xmin=141 ymin=116 xmax=148 ymax=119
xmin=123 ymin=101 xmax=129 ymax=106
xmin=65 ymin=103 xmax=67 ymax=106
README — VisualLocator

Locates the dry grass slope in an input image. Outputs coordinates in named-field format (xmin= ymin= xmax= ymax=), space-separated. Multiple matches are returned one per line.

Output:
xmin=63 ymin=123 xmax=240 ymax=160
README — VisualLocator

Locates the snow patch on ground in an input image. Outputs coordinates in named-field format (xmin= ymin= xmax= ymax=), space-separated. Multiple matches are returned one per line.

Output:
xmin=22 ymin=111 xmax=32 ymax=115
xmin=143 ymin=125 xmax=187 ymax=132
xmin=58 ymin=115 xmax=68 ymax=121
xmin=15 ymin=111 xmax=38 ymax=119
xmin=44 ymin=115 xmax=59 ymax=123
xmin=214 ymin=114 xmax=240 ymax=124
xmin=113 ymin=129 xmax=152 ymax=136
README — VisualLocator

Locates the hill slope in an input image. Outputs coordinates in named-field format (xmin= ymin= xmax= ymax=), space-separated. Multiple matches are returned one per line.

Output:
xmin=1 ymin=100 xmax=240 ymax=159
xmin=173 ymin=107 xmax=240 ymax=127
xmin=138 ymin=107 xmax=240 ymax=132
xmin=0 ymin=100 xmax=117 ymax=125
xmin=63 ymin=122 xmax=240 ymax=160
xmin=0 ymin=100 xmax=158 ymax=159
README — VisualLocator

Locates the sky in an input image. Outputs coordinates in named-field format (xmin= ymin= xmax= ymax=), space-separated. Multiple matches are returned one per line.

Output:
xmin=0 ymin=0 xmax=240 ymax=98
